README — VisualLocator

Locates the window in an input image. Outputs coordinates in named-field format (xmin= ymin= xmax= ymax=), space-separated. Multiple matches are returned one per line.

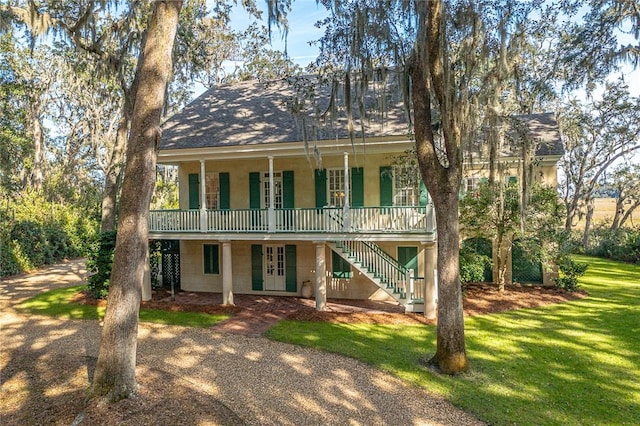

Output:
xmin=205 ymin=173 xmax=219 ymax=209
xmin=262 ymin=171 xmax=283 ymax=209
xmin=203 ymin=244 xmax=220 ymax=274
xmin=328 ymin=169 xmax=346 ymax=207
xmin=465 ymin=177 xmax=481 ymax=193
xmin=332 ymin=250 xmax=352 ymax=279
xmin=393 ymin=166 xmax=420 ymax=206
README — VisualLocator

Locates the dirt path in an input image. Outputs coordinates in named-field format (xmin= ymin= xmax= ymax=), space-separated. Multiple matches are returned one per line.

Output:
xmin=0 ymin=259 xmax=484 ymax=425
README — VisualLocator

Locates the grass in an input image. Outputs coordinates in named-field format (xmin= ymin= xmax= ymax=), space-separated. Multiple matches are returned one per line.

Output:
xmin=17 ymin=285 xmax=230 ymax=328
xmin=266 ymin=256 xmax=640 ymax=426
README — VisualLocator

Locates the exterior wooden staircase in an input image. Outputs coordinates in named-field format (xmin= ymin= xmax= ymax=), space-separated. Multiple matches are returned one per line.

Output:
xmin=327 ymin=240 xmax=425 ymax=313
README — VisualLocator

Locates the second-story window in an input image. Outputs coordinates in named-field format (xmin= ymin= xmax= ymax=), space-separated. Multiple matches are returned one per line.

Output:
xmin=328 ymin=169 xmax=345 ymax=207
xmin=393 ymin=167 xmax=420 ymax=206
xmin=205 ymin=173 xmax=219 ymax=209
xmin=465 ymin=177 xmax=481 ymax=194
xmin=393 ymin=170 xmax=420 ymax=206
xmin=262 ymin=171 xmax=283 ymax=209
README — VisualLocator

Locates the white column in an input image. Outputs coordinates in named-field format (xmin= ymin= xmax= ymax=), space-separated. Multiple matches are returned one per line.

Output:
xmin=342 ymin=152 xmax=350 ymax=231
xmin=199 ymin=160 xmax=207 ymax=232
xmin=268 ymin=156 xmax=275 ymax=232
xmin=222 ymin=241 xmax=234 ymax=305
xmin=315 ymin=242 xmax=327 ymax=311
xmin=142 ymin=248 xmax=152 ymax=301
xmin=423 ymin=241 xmax=437 ymax=320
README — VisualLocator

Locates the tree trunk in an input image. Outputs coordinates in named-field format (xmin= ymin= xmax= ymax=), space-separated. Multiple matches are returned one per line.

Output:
xmin=100 ymin=116 xmax=128 ymax=232
xmin=494 ymin=233 xmax=510 ymax=292
xmin=89 ymin=1 xmax=182 ymax=403
xmin=412 ymin=0 xmax=468 ymax=375
xmin=610 ymin=197 xmax=624 ymax=230
xmin=564 ymin=196 xmax=580 ymax=231
xmin=619 ymin=201 xmax=640 ymax=228
xmin=430 ymin=190 xmax=469 ymax=373
xmin=582 ymin=200 xmax=594 ymax=251
xmin=28 ymin=103 xmax=45 ymax=190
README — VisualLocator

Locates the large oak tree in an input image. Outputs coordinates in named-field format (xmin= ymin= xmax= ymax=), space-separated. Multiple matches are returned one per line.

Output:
xmin=88 ymin=0 xmax=183 ymax=402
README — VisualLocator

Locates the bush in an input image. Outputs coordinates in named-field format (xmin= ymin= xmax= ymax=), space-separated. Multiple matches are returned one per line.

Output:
xmin=555 ymin=256 xmax=588 ymax=292
xmin=86 ymin=231 xmax=117 ymax=299
xmin=460 ymin=245 xmax=492 ymax=284
xmin=586 ymin=227 xmax=640 ymax=264
xmin=0 ymin=191 xmax=98 ymax=278
xmin=10 ymin=220 xmax=47 ymax=268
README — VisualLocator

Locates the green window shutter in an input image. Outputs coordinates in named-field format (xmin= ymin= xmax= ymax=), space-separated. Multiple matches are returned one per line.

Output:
xmin=419 ymin=180 xmax=428 ymax=207
xmin=285 ymin=245 xmax=297 ymax=292
xmin=459 ymin=178 xmax=466 ymax=199
xmin=188 ymin=173 xmax=200 ymax=209
xmin=332 ymin=250 xmax=352 ymax=279
xmin=398 ymin=246 xmax=418 ymax=272
xmin=249 ymin=172 xmax=261 ymax=209
xmin=251 ymin=244 xmax=263 ymax=290
xmin=351 ymin=167 xmax=364 ymax=207
xmin=508 ymin=176 xmax=518 ymax=184
xmin=315 ymin=169 xmax=327 ymax=208
xmin=203 ymin=244 xmax=220 ymax=274
xmin=283 ymin=170 xmax=294 ymax=208
xmin=219 ymin=172 xmax=230 ymax=210
xmin=379 ymin=166 xmax=393 ymax=206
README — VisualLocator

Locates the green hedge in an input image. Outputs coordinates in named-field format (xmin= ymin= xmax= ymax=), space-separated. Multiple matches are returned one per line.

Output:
xmin=0 ymin=192 xmax=98 ymax=277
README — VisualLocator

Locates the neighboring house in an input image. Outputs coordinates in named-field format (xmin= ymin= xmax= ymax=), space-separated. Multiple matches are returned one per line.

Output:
xmin=147 ymin=77 xmax=563 ymax=314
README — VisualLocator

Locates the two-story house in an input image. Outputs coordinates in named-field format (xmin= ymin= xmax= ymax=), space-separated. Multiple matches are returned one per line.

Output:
xmin=147 ymin=76 xmax=563 ymax=316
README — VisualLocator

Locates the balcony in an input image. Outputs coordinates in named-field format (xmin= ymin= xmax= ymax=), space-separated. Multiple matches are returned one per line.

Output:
xmin=149 ymin=206 xmax=436 ymax=236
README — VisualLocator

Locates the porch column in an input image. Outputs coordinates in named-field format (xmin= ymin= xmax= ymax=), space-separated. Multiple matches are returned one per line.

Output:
xmin=314 ymin=241 xmax=327 ymax=311
xmin=342 ymin=152 xmax=350 ymax=231
xmin=222 ymin=240 xmax=234 ymax=305
xmin=142 ymin=248 xmax=152 ymax=301
xmin=422 ymin=241 xmax=437 ymax=320
xmin=199 ymin=160 xmax=207 ymax=232
xmin=268 ymin=156 xmax=275 ymax=232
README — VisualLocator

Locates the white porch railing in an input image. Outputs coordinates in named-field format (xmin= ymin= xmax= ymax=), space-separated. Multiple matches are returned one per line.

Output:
xmin=149 ymin=206 xmax=435 ymax=234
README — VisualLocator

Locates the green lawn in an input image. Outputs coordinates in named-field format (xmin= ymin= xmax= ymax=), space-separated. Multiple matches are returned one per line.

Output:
xmin=17 ymin=285 xmax=230 ymax=328
xmin=266 ymin=256 xmax=640 ymax=426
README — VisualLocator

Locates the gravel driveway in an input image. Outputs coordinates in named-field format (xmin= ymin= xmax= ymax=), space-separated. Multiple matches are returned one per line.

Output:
xmin=0 ymin=259 xmax=484 ymax=425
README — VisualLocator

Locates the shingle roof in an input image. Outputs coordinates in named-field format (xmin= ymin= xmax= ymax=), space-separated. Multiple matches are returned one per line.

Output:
xmin=510 ymin=112 xmax=564 ymax=156
xmin=160 ymin=78 xmax=563 ymax=157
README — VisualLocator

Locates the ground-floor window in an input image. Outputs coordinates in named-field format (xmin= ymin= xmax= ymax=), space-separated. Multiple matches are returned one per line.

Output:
xmin=203 ymin=244 xmax=220 ymax=274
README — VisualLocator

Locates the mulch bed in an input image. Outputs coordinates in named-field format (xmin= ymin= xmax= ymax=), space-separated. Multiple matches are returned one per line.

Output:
xmin=72 ymin=283 xmax=588 ymax=328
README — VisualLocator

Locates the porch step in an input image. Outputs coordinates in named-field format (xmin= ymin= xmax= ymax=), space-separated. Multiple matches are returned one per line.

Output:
xmin=404 ymin=302 xmax=425 ymax=313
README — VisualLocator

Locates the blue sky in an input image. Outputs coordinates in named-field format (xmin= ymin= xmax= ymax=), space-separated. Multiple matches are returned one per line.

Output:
xmin=229 ymin=0 xmax=328 ymax=67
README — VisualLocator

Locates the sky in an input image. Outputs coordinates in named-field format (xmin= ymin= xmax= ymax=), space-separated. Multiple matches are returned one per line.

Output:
xmin=226 ymin=1 xmax=639 ymax=97
xmin=228 ymin=0 xmax=328 ymax=67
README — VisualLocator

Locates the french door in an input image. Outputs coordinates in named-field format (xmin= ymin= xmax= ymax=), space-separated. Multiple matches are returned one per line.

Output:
xmin=263 ymin=245 xmax=286 ymax=291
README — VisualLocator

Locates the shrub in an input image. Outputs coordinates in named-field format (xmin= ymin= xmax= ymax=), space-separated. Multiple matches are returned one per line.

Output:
xmin=555 ymin=256 xmax=588 ymax=292
xmin=460 ymin=245 xmax=492 ymax=284
xmin=86 ymin=231 xmax=117 ymax=299
xmin=586 ymin=227 xmax=640 ymax=264
xmin=10 ymin=220 xmax=47 ymax=268
xmin=0 ymin=191 xmax=99 ymax=278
